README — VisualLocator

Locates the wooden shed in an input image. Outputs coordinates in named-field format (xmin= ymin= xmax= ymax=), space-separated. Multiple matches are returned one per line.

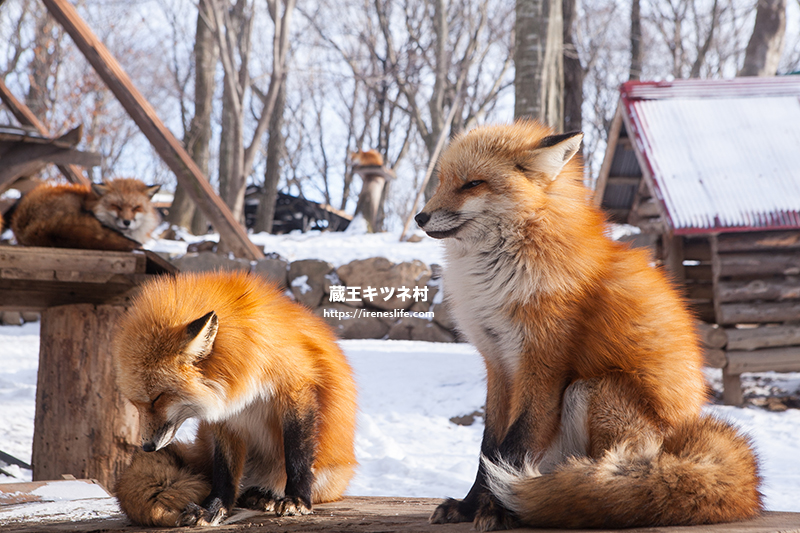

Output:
xmin=594 ymin=77 xmax=800 ymax=405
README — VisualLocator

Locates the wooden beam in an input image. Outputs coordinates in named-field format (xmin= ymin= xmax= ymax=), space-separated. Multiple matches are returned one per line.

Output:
xmin=0 ymin=78 xmax=91 ymax=186
xmin=717 ymin=230 xmax=800 ymax=253
xmin=715 ymin=252 xmax=800 ymax=278
xmin=592 ymin=104 xmax=623 ymax=206
xmin=727 ymin=324 xmax=800 ymax=351
xmin=717 ymin=278 xmax=800 ymax=303
xmin=727 ymin=345 xmax=800 ymax=374
xmin=718 ymin=300 xmax=800 ymax=325
xmin=42 ymin=0 xmax=262 ymax=260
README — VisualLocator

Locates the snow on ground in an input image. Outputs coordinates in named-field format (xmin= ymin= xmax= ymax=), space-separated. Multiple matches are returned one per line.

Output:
xmin=147 ymin=227 xmax=446 ymax=267
xmin=2 ymin=323 xmax=800 ymax=525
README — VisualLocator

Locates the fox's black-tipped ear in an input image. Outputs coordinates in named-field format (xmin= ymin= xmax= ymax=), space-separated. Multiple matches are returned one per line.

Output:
xmin=183 ymin=311 xmax=218 ymax=362
xmin=145 ymin=184 xmax=161 ymax=198
xmin=91 ymin=182 xmax=109 ymax=197
xmin=527 ymin=131 xmax=583 ymax=182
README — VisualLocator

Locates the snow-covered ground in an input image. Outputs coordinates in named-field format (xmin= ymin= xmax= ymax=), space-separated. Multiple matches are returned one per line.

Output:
xmin=1 ymin=230 xmax=799 ymax=524
xmin=151 ymin=225 xmax=446 ymax=267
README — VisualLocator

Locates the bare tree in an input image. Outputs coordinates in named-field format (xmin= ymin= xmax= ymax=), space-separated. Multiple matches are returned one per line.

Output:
xmin=739 ymin=0 xmax=786 ymax=76
xmin=563 ymin=0 xmax=583 ymax=133
xmin=253 ymin=0 xmax=296 ymax=234
xmin=167 ymin=0 xmax=217 ymax=233
xmin=629 ymin=0 xmax=643 ymax=80
xmin=515 ymin=0 xmax=564 ymax=130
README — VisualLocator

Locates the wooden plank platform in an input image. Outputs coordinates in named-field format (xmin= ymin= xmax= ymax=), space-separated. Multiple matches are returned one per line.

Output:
xmin=1 ymin=497 xmax=799 ymax=533
xmin=0 ymin=246 xmax=175 ymax=311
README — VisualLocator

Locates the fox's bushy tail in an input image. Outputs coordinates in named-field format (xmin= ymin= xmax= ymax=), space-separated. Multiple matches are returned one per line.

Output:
xmin=483 ymin=416 xmax=762 ymax=529
xmin=114 ymin=444 xmax=210 ymax=527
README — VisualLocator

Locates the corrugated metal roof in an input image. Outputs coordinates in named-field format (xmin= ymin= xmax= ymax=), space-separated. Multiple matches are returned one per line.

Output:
xmin=620 ymin=78 xmax=800 ymax=234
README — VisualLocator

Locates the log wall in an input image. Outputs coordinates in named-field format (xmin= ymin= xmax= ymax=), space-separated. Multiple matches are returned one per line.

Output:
xmin=708 ymin=230 xmax=800 ymax=405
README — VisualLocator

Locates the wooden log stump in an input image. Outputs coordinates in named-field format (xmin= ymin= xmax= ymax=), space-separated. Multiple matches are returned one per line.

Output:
xmin=32 ymin=303 xmax=138 ymax=489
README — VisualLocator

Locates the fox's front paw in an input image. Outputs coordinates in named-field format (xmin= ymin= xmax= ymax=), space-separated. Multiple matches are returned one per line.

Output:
xmin=275 ymin=495 xmax=312 ymax=516
xmin=238 ymin=486 xmax=277 ymax=513
xmin=473 ymin=493 xmax=516 ymax=532
xmin=430 ymin=498 xmax=472 ymax=524
xmin=177 ymin=501 xmax=227 ymax=527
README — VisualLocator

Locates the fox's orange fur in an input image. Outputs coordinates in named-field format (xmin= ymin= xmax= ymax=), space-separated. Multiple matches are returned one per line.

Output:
xmin=416 ymin=121 xmax=761 ymax=530
xmin=349 ymin=149 xmax=384 ymax=167
xmin=11 ymin=178 xmax=160 ymax=250
xmin=113 ymin=271 xmax=357 ymax=527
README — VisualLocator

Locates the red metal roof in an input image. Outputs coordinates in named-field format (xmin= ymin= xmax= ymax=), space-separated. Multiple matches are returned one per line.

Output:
xmin=619 ymin=77 xmax=800 ymax=234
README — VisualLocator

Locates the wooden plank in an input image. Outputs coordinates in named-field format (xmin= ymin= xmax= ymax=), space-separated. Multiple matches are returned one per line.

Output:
xmin=718 ymin=301 xmax=800 ymax=325
xmin=0 ymin=479 xmax=110 ymax=506
xmin=0 ymin=247 xmax=142 ymax=275
xmin=0 ymin=497 xmax=799 ymax=533
xmin=592 ymin=105 xmax=623 ymax=207
xmin=726 ymin=345 xmax=800 ymax=374
xmin=717 ymin=230 xmax=800 ymax=253
xmin=717 ymin=278 xmax=800 ymax=303
xmin=716 ymin=252 xmax=800 ymax=278
xmin=727 ymin=325 xmax=800 ymax=351
xmin=0 ymin=277 xmax=141 ymax=311
xmin=0 ymin=78 xmax=91 ymax=186
xmin=42 ymin=0 xmax=262 ymax=260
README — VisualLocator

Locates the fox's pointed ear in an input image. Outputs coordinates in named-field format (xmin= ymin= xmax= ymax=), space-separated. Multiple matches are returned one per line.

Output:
xmin=183 ymin=311 xmax=218 ymax=362
xmin=527 ymin=131 xmax=583 ymax=182
xmin=91 ymin=182 xmax=109 ymax=197
xmin=145 ymin=184 xmax=161 ymax=198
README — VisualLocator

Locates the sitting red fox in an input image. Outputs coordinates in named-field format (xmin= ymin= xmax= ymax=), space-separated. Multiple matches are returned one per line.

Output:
xmin=415 ymin=121 xmax=761 ymax=530
xmin=113 ymin=271 xmax=357 ymax=526
xmin=11 ymin=178 xmax=160 ymax=251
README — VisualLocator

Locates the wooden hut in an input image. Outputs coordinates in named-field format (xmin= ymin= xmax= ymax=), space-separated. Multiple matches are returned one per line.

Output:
xmin=594 ymin=78 xmax=800 ymax=405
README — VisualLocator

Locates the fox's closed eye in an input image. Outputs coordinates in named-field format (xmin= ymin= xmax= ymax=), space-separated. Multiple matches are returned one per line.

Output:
xmin=461 ymin=180 xmax=484 ymax=190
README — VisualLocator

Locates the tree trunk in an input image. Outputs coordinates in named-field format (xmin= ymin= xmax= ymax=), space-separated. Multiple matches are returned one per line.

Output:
xmin=26 ymin=10 xmax=57 ymax=121
xmin=739 ymin=0 xmax=786 ymax=76
xmin=629 ymin=0 xmax=642 ymax=80
xmin=514 ymin=0 xmax=564 ymax=131
xmin=33 ymin=304 xmax=139 ymax=489
xmin=255 ymin=83 xmax=286 ymax=234
xmin=423 ymin=0 xmax=449 ymax=202
xmin=562 ymin=0 xmax=582 ymax=133
xmin=167 ymin=0 xmax=216 ymax=234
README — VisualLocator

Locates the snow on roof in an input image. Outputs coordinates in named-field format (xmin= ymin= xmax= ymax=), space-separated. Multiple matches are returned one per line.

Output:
xmin=620 ymin=77 xmax=800 ymax=234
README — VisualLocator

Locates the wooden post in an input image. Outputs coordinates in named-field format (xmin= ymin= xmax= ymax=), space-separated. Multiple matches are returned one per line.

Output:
xmin=42 ymin=0 xmax=263 ymax=260
xmin=722 ymin=366 xmax=744 ymax=406
xmin=32 ymin=304 xmax=139 ymax=489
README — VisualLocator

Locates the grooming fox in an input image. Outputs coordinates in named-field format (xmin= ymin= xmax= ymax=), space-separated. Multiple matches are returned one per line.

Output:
xmin=415 ymin=121 xmax=761 ymax=530
xmin=113 ymin=271 xmax=357 ymax=526
xmin=11 ymin=178 xmax=160 ymax=251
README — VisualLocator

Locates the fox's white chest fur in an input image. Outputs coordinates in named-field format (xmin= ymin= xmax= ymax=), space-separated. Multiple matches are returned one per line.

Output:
xmin=443 ymin=239 xmax=527 ymax=376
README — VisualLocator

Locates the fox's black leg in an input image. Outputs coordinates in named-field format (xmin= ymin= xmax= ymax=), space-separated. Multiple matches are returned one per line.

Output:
xmin=470 ymin=416 xmax=533 ymax=531
xmin=431 ymin=422 xmax=499 ymax=523
xmin=277 ymin=398 xmax=318 ymax=516
xmin=179 ymin=427 xmax=244 ymax=526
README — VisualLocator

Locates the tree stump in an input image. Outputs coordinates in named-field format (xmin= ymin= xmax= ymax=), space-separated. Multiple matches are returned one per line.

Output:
xmin=32 ymin=303 xmax=139 ymax=489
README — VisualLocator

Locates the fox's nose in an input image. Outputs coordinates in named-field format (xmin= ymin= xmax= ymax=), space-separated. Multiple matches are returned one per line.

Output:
xmin=142 ymin=442 xmax=156 ymax=452
xmin=121 ymin=219 xmax=131 ymax=227
xmin=415 ymin=212 xmax=430 ymax=227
